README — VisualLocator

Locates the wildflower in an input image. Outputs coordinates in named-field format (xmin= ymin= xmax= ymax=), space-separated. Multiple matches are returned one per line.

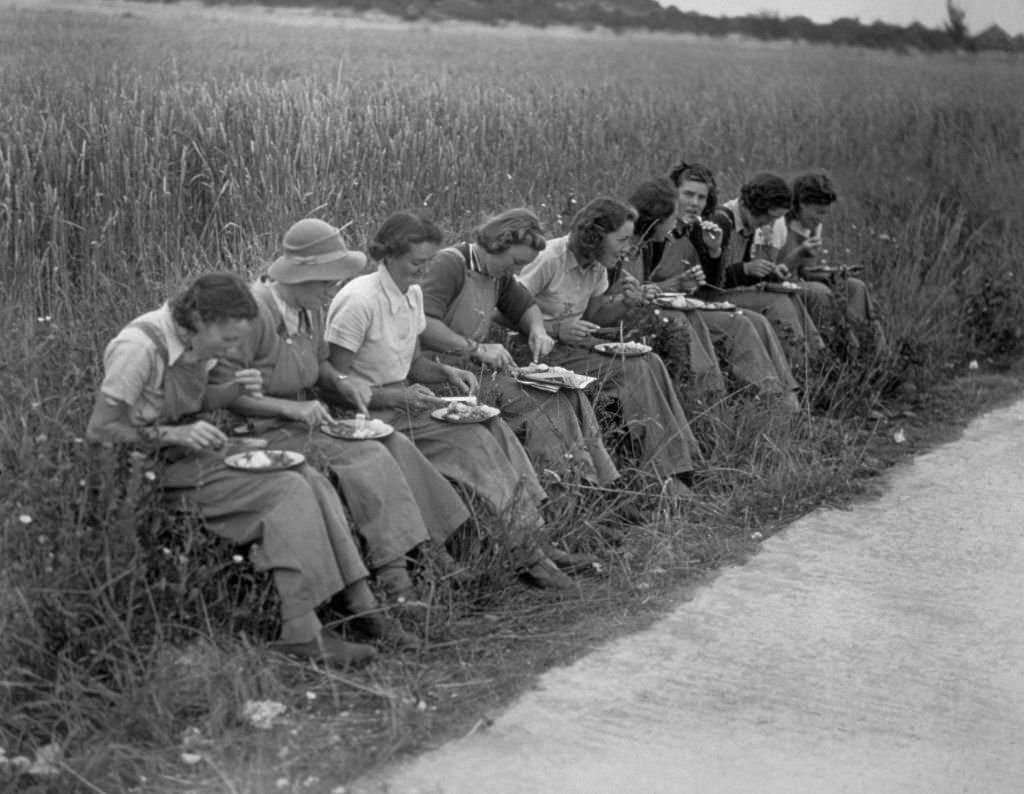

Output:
xmin=893 ymin=428 xmax=907 ymax=444
xmin=35 ymin=434 xmax=48 ymax=443
xmin=18 ymin=514 xmax=32 ymax=525
xmin=232 ymin=554 xmax=244 ymax=563
xmin=242 ymin=700 xmax=287 ymax=730
xmin=878 ymin=232 xmax=893 ymax=242
xmin=162 ymin=547 xmax=172 ymax=556
xmin=416 ymin=699 xmax=428 ymax=712
xmin=30 ymin=401 xmax=41 ymax=410
xmin=180 ymin=752 xmax=202 ymax=766
xmin=302 ymin=776 xmax=321 ymax=787
xmin=144 ymin=471 xmax=157 ymax=482
xmin=275 ymin=778 xmax=290 ymax=790
xmin=751 ymin=532 xmax=763 ymax=541
xmin=27 ymin=743 xmax=62 ymax=777
xmin=305 ymin=691 xmax=317 ymax=701
xmin=968 ymin=359 xmax=979 ymax=371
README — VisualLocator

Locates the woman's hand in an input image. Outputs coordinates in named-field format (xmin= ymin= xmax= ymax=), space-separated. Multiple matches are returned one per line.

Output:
xmin=639 ymin=283 xmax=662 ymax=303
xmin=164 ymin=420 xmax=228 ymax=452
xmin=743 ymin=258 xmax=775 ymax=279
xmin=799 ymin=235 xmax=823 ymax=257
xmin=473 ymin=343 xmax=516 ymax=370
xmin=233 ymin=369 xmax=264 ymax=399
xmin=284 ymin=400 xmax=333 ymax=427
xmin=527 ymin=328 xmax=556 ymax=362
xmin=444 ymin=366 xmax=478 ymax=395
xmin=700 ymin=220 xmax=723 ymax=254
xmin=556 ymin=318 xmax=601 ymax=345
xmin=618 ymin=272 xmax=648 ymax=307
xmin=334 ymin=377 xmax=372 ymax=415
xmin=380 ymin=384 xmax=444 ymax=414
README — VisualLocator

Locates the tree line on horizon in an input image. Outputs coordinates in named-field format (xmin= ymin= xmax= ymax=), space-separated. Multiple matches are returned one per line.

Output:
xmin=180 ymin=0 xmax=1023 ymax=53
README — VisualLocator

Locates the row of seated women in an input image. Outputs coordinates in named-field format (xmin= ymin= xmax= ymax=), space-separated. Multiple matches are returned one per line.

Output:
xmin=86 ymin=161 xmax=883 ymax=667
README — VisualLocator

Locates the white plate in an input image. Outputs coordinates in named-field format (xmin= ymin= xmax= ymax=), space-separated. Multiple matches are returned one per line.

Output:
xmin=593 ymin=341 xmax=652 ymax=357
xmin=512 ymin=365 xmax=597 ymax=390
xmin=224 ymin=449 xmax=305 ymax=471
xmin=514 ymin=377 xmax=561 ymax=393
xmin=431 ymin=404 xmax=501 ymax=424
xmin=763 ymin=282 xmax=803 ymax=293
xmin=320 ymin=419 xmax=394 ymax=440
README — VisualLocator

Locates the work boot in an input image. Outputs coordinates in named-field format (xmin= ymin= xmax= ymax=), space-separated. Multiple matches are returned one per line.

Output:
xmin=274 ymin=630 xmax=377 ymax=668
xmin=375 ymin=560 xmax=417 ymax=600
xmin=544 ymin=544 xmax=601 ymax=575
xmin=415 ymin=542 xmax=474 ymax=587
xmin=517 ymin=547 xmax=575 ymax=591
xmin=348 ymin=608 xmax=422 ymax=652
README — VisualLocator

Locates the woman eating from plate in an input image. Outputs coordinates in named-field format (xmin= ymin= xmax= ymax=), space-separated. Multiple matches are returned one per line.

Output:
xmin=325 ymin=210 xmax=585 ymax=591
xmin=652 ymin=161 xmax=800 ymax=408
xmin=86 ymin=272 xmax=395 ymax=667
xmin=516 ymin=196 xmax=702 ymax=493
xmin=606 ymin=177 xmax=726 ymax=403
xmin=701 ymin=171 xmax=825 ymax=363
xmin=763 ymin=170 xmax=887 ymax=356
xmin=211 ymin=218 xmax=472 ymax=610
xmin=418 ymin=208 xmax=618 ymax=485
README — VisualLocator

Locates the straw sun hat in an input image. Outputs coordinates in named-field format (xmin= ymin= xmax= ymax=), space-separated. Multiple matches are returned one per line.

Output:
xmin=267 ymin=218 xmax=367 ymax=284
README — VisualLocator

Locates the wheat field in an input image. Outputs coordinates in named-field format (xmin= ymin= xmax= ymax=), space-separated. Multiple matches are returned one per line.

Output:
xmin=1 ymin=1 xmax=1022 ymax=790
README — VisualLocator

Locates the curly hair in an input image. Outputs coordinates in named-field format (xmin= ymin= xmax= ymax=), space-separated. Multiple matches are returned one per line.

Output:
xmin=170 ymin=272 xmax=258 ymax=332
xmin=475 ymin=208 xmax=547 ymax=254
xmin=628 ymin=178 xmax=678 ymax=243
xmin=790 ymin=170 xmax=838 ymax=212
xmin=368 ymin=210 xmax=444 ymax=261
xmin=739 ymin=172 xmax=792 ymax=215
xmin=567 ymin=197 xmax=637 ymax=266
xmin=666 ymin=160 xmax=719 ymax=217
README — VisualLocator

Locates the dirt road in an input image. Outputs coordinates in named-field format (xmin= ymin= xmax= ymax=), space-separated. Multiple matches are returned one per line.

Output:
xmin=353 ymin=399 xmax=1024 ymax=793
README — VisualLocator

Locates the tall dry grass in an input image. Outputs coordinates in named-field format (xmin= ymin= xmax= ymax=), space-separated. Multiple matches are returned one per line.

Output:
xmin=2 ymin=4 xmax=1023 ymax=790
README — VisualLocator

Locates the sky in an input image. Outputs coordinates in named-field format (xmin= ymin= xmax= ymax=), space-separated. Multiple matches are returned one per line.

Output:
xmin=666 ymin=1 xmax=1024 ymax=35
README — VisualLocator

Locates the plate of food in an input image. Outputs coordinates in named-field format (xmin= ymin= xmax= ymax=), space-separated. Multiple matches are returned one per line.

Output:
xmin=655 ymin=294 xmax=704 ymax=311
xmin=320 ymin=417 xmax=394 ymax=440
xmin=512 ymin=363 xmax=597 ymax=390
xmin=763 ymin=281 xmax=803 ymax=293
xmin=431 ymin=402 xmax=501 ymax=424
xmin=225 ymin=449 xmax=305 ymax=471
xmin=590 ymin=326 xmax=641 ymax=341
xmin=593 ymin=341 xmax=652 ymax=357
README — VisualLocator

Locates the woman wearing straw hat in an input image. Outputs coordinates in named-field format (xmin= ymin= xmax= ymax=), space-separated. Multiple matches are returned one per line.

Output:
xmin=87 ymin=272 xmax=382 ymax=667
xmin=214 ymin=219 xmax=472 ymax=613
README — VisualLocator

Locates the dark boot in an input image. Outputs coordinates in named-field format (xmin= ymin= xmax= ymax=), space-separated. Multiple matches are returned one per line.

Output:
xmin=273 ymin=630 xmax=378 ymax=668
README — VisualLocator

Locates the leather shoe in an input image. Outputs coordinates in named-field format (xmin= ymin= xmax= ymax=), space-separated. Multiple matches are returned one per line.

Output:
xmin=545 ymin=545 xmax=601 ymax=575
xmin=518 ymin=556 xmax=575 ymax=590
xmin=274 ymin=631 xmax=377 ymax=668
xmin=349 ymin=610 xmax=422 ymax=651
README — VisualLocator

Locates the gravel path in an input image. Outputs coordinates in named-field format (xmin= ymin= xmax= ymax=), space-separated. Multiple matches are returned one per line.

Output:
xmin=353 ymin=398 xmax=1024 ymax=793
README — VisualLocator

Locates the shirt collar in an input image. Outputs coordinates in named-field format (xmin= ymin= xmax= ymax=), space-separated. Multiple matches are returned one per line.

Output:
xmin=467 ymin=243 xmax=487 ymax=275
xmin=378 ymin=263 xmax=416 ymax=313
xmin=724 ymin=199 xmax=753 ymax=236
xmin=562 ymin=239 xmax=588 ymax=273
xmin=265 ymin=280 xmax=301 ymax=335
xmin=157 ymin=303 xmax=190 ymax=365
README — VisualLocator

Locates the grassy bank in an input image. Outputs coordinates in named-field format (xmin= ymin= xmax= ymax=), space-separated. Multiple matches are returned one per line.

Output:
xmin=2 ymin=3 xmax=1023 ymax=791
